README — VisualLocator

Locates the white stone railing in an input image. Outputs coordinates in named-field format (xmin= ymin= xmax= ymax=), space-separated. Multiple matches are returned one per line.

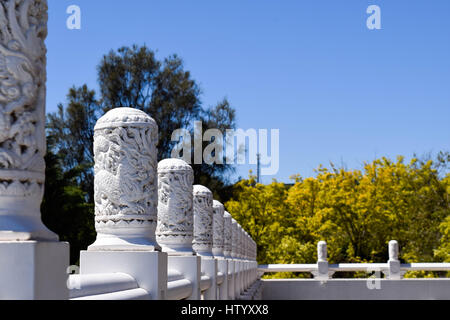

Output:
xmin=0 ymin=3 xmax=444 ymax=300
xmin=259 ymin=240 xmax=450 ymax=280
xmin=66 ymin=108 xmax=261 ymax=300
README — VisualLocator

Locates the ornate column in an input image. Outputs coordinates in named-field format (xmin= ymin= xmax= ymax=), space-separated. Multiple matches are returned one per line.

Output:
xmin=212 ymin=200 xmax=224 ymax=257
xmin=0 ymin=1 xmax=70 ymax=300
xmin=0 ymin=0 xmax=57 ymax=241
xmin=156 ymin=158 xmax=194 ymax=255
xmin=192 ymin=185 xmax=213 ymax=256
xmin=223 ymin=211 xmax=232 ymax=258
xmin=88 ymin=107 xmax=159 ymax=251
xmin=81 ymin=108 xmax=167 ymax=300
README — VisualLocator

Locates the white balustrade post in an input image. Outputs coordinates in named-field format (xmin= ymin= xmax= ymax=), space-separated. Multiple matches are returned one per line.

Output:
xmin=314 ymin=241 xmax=331 ymax=280
xmin=156 ymin=159 xmax=194 ymax=255
xmin=238 ymin=225 xmax=244 ymax=296
xmin=156 ymin=159 xmax=201 ymax=300
xmin=387 ymin=240 xmax=402 ymax=280
xmin=223 ymin=211 xmax=233 ymax=300
xmin=254 ymin=239 xmax=258 ymax=283
xmin=193 ymin=185 xmax=217 ymax=300
xmin=240 ymin=226 xmax=246 ymax=296
xmin=213 ymin=200 xmax=228 ymax=300
xmin=244 ymin=232 xmax=250 ymax=290
xmin=0 ymin=0 xmax=69 ymax=299
xmin=231 ymin=218 xmax=239 ymax=299
xmin=80 ymin=108 xmax=167 ymax=300
xmin=240 ymin=231 xmax=252 ymax=299
xmin=89 ymin=108 xmax=159 ymax=250
xmin=251 ymin=238 xmax=256 ymax=284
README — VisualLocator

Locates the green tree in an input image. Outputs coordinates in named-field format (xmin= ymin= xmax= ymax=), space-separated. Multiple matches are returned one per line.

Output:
xmin=41 ymin=140 xmax=95 ymax=264
xmin=44 ymin=45 xmax=237 ymax=262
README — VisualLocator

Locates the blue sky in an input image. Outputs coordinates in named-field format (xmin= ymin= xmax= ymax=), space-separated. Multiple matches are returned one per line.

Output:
xmin=46 ymin=0 xmax=450 ymax=183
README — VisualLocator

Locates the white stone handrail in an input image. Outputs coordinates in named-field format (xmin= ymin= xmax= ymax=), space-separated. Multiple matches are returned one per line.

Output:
xmin=1 ymin=99 xmax=259 ymax=300
xmin=259 ymin=263 xmax=450 ymax=273
xmin=259 ymin=241 xmax=450 ymax=280
xmin=68 ymin=273 xmax=150 ymax=300
xmin=217 ymin=272 xmax=225 ymax=285
xmin=167 ymin=269 xmax=193 ymax=300
xmin=200 ymin=274 xmax=212 ymax=292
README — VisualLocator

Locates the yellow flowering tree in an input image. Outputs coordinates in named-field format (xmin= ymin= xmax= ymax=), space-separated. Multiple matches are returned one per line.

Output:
xmin=225 ymin=155 xmax=449 ymax=278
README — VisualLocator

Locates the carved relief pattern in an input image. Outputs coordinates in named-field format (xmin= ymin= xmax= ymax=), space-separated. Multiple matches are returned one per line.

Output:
xmin=0 ymin=0 xmax=48 ymax=198
xmin=156 ymin=159 xmax=194 ymax=245
xmin=192 ymin=185 xmax=213 ymax=253
xmin=223 ymin=211 xmax=232 ymax=256
xmin=93 ymin=109 xmax=158 ymax=232
xmin=231 ymin=219 xmax=237 ymax=258
xmin=212 ymin=200 xmax=224 ymax=254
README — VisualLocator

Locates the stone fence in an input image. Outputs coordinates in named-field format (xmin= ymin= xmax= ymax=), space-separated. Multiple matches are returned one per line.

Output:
xmin=0 ymin=1 xmax=448 ymax=301
xmin=259 ymin=240 xmax=450 ymax=300
xmin=0 ymin=107 xmax=261 ymax=300
xmin=0 ymin=0 xmax=258 ymax=299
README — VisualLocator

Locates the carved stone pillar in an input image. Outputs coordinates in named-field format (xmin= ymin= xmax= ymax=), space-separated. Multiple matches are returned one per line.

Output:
xmin=231 ymin=218 xmax=238 ymax=259
xmin=0 ymin=1 xmax=70 ymax=300
xmin=223 ymin=211 xmax=232 ymax=258
xmin=0 ymin=0 xmax=57 ymax=241
xmin=212 ymin=200 xmax=224 ymax=257
xmin=156 ymin=158 xmax=194 ymax=255
xmin=88 ymin=107 xmax=159 ymax=251
xmin=192 ymin=185 xmax=213 ymax=256
xmin=237 ymin=224 xmax=243 ymax=259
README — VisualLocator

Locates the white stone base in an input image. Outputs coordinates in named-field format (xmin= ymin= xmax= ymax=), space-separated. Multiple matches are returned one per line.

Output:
xmin=87 ymin=232 xmax=160 ymax=251
xmin=217 ymin=258 xmax=229 ymax=300
xmin=0 ymin=241 xmax=69 ymax=300
xmin=80 ymin=250 xmax=167 ymax=300
xmin=201 ymin=257 xmax=218 ymax=300
xmin=168 ymin=255 xmax=201 ymax=300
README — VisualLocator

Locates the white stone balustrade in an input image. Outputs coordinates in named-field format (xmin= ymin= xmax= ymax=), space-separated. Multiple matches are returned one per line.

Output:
xmin=0 ymin=68 xmax=259 ymax=300
xmin=2 ymin=0 xmax=449 ymax=303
